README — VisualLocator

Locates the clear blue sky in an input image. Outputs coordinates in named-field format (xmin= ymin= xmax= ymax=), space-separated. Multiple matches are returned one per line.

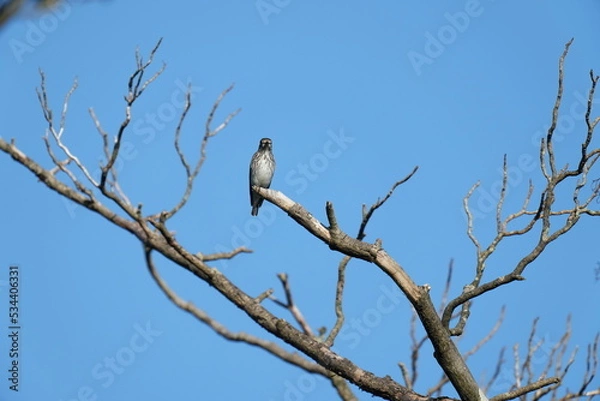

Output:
xmin=1 ymin=1 xmax=599 ymax=400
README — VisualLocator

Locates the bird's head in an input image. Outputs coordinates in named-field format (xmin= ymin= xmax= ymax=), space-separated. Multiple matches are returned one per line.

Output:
xmin=258 ymin=138 xmax=272 ymax=150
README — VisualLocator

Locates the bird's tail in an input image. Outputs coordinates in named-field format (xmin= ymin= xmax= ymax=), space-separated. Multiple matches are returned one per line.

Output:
xmin=251 ymin=197 xmax=264 ymax=216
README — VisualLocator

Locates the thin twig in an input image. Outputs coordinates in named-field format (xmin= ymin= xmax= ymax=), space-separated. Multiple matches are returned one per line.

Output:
xmin=357 ymin=166 xmax=418 ymax=240
xmin=159 ymin=84 xmax=241 ymax=220
xmin=270 ymin=273 xmax=314 ymax=336
xmin=491 ymin=378 xmax=561 ymax=401
xmin=36 ymin=71 xmax=98 ymax=187
xmin=324 ymin=256 xmax=350 ymax=347
xmin=100 ymin=38 xmax=166 ymax=190
xmin=199 ymin=247 xmax=253 ymax=262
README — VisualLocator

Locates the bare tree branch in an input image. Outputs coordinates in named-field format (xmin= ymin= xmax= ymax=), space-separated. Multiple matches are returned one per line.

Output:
xmin=254 ymin=186 xmax=486 ymax=401
xmin=324 ymin=255 xmax=350 ymax=347
xmin=326 ymin=173 xmax=418 ymax=348
xmin=270 ymin=273 xmax=314 ymax=336
xmin=398 ymin=362 xmax=413 ymax=390
xmin=410 ymin=311 xmax=427 ymax=391
xmin=42 ymin=133 xmax=94 ymax=199
xmin=3 ymin=37 xmax=598 ymax=401
xmin=198 ymin=247 xmax=253 ymax=262
xmin=330 ymin=375 xmax=359 ymax=401
xmin=159 ymin=84 xmax=241 ymax=221
xmin=5 ymin=73 xmax=422 ymax=401
xmin=143 ymin=245 xmax=329 ymax=375
xmin=428 ymin=306 xmax=505 ymax=397
xmin=36 ymin=72 xmax=99 ymax=189
xmin=491 ymin=378 xmax=561 ymax=401
xmin=482 ymin=315 xmax=600 ymax=401
xmin=484 ymin=347 xmax=507 ymax=394
xmin=357 ymin=166 xmax=419 ymax=240
xmin=544 ymin=39 xmax=574 ymax=177
xmin=443 ymin=41 xmax=600 ymax=336
xmin=254 ymin=288 xmax=274 ymax=303
xmin=100 ymin=38 xmax=166 ymax=191
xmin=438 ymin=259 xmax=454 ymax=315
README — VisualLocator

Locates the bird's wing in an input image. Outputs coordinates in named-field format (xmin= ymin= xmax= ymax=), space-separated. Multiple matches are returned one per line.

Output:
xmin=249 ymin=165 xmax=255 ymax=206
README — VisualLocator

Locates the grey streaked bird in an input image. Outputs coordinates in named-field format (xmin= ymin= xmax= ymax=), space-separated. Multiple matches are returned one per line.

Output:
xmin=249 ymin=138 xmax=276 ymax=216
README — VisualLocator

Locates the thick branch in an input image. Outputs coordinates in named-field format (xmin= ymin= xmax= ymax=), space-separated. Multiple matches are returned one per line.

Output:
xmin=1 ymin=138 xmax=432 ymax=401
xmin=144 ymin=246 xmax=328 ymax=375
xmin=254 ymin=186 xmax=483 ymax=401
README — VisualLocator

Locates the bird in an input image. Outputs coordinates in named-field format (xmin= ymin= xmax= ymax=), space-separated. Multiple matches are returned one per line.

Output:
xmin=249 ymin=138 xmax=276 ymax=216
